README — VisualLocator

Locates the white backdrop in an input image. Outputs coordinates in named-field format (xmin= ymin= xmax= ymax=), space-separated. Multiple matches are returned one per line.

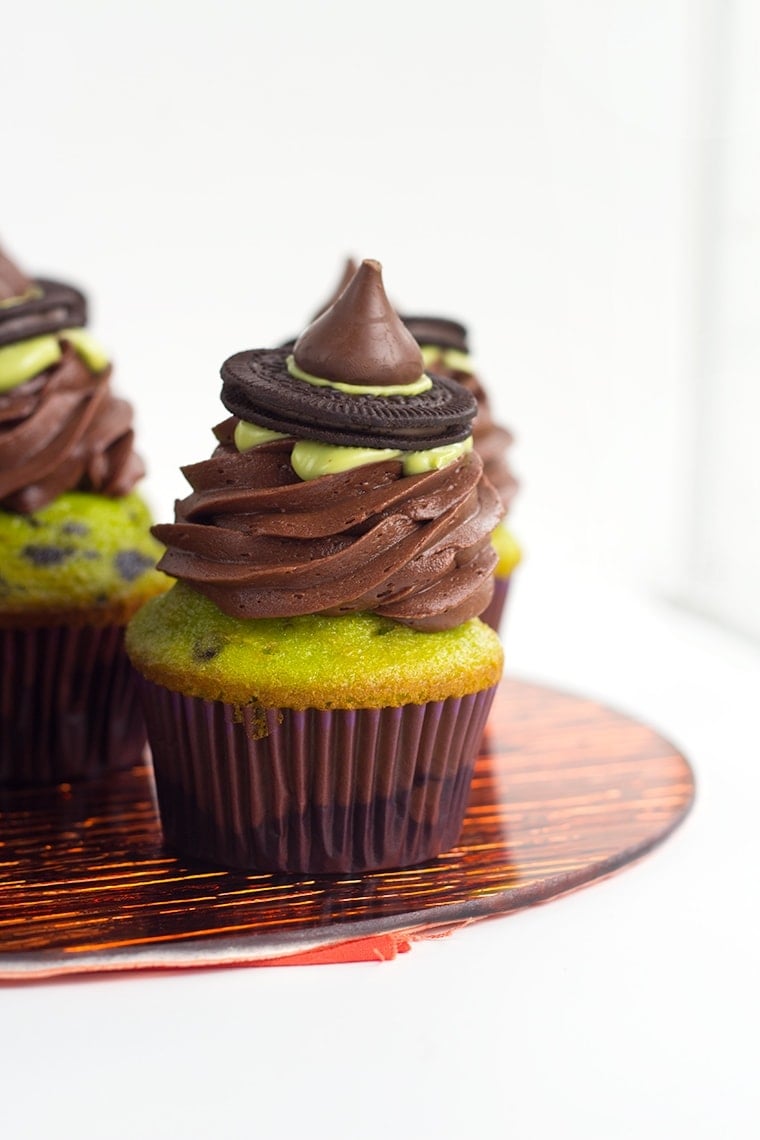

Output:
xmin=3 ymin=6 xmax=760 ymax=1139
xmin=5 ymin=0 xmax=748 ymax=618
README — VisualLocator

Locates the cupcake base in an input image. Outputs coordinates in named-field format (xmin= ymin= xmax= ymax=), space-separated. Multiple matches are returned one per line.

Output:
xmin=140 ymin=681 xmax=498 ymax=874
xmin=0 ymin=624 xmax=147 ymax=786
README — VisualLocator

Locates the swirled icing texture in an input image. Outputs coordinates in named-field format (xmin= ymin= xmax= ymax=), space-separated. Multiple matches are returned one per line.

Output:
xmin=0 ymin=338 xmax=144 ymax=513
xmin=420 ymin=348 xmax=517 ymax=513
xmin=153 ymin=419 xmax=504 ymax=632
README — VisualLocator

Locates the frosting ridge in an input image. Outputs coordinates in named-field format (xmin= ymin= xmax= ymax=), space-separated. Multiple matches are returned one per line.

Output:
xmin=0 ymin=247 xmax=144 ymax=513
xmin=154 ymin=423 xmax=502 ymax=632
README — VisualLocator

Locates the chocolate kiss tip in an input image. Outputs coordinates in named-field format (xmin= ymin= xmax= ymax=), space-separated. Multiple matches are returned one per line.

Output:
xmin=294 ymin=259 xmax=424 ymax=387
xmin=0 ymin=245 xmax=33 ymax=302
xmin=312 ymin=256 xmax=359 ymax=320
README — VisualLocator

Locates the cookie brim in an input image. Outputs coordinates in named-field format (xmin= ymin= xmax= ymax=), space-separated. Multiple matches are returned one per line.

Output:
xmin=220 ymin=347 xmax=476 ymax=451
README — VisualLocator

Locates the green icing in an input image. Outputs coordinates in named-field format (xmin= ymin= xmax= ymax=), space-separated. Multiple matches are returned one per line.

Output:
xmin=290 ymin=440 xmax=401 ymax=480
xmin=0 ymin=328 xmax=109 ymax=393
xmin=402 ymin=437 xmax=472 ymax=475
xmin=234 ymin=421 xmax=289 ymax=452
xmin=420 ymin=345 xmax=475 ymax=375
xmin=491 ymin=521 xmax=522 ymax=578
xmin=286 ymin=354 xmax=432 ymax=397
xmin=61 ymin=328 xmax=109 ymax=373
xmin=236 ymin=421 xmax=472 ymax=480
xmin=0 ymin=335 xmax=61 ymax=392
xmin=0 ymin=491 xmax=167 ymax=619
xmin=126 ymin=581 xmax=503 ymax=710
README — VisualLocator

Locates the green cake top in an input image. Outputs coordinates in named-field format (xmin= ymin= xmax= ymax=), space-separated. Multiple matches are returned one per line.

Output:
xmin=0 ymin=491 xmax=167 ymax=627
xmin=126 ymin=581 xmax=503 ymax=710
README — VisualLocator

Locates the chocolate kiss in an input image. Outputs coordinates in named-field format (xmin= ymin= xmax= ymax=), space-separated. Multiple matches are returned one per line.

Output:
xmin=0 ymin=246 xmax=32 ymax=302
xmin=293 ymin=259 xmax=424 ymax=387
xmin=312 ymin=257 xmax=358 ymax=320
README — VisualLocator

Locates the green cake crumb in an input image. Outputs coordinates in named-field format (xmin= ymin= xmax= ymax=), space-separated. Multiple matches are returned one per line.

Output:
xmin=126 ymin=581 xmax=504 ymax=710
xmin=0 ymin=491 xmax=168 ymax=626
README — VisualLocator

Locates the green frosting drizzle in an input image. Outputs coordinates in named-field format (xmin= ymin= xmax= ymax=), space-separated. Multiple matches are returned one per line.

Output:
xmin=234 ymin=420 xmax=289 ymax=452
xmin=286 ymin=354 xmax=432 ymax=397
xmin=420 ymin=345 xmax=475 ymax=375
xmin=61 ymin=328 xmax=109 ymax=373
xmin=0 ymin=335 xmax=61 ymax=392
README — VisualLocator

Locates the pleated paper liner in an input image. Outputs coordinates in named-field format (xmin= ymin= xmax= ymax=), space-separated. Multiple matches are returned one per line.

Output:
xmin=0 ymin=624 xmax=145 ymax=786
xmin=0 ymin=680 xmax=695 ymax=977
xmin=480 ymin=576 xmax=511 ymax=633
xmin=140 ymin=680 xmax=498 ymax=873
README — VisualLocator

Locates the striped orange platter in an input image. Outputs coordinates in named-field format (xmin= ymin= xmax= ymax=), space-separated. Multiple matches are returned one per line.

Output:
xmin=0 ymin=679 xmax=694 ymax=978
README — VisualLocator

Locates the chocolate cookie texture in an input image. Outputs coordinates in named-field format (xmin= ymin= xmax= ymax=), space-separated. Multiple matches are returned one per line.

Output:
xmin=402 ymin=310 xmax=518 ymax=514
xmin=221 ymin=260 xmax=477 ymax=451
xmin=0 ymin=243 xmax=87 ymax=348
xmin=402 ymin=316 xmax=469 ymax=353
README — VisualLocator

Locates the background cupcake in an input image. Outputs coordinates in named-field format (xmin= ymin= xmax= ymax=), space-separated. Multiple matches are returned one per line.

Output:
xmin=127 ymin=259 xmax=503 ymax=874
xmin=0 ymin=244 xmax=166 ymax=785
xmin=401 ymin=313 xmax=521 ymax=631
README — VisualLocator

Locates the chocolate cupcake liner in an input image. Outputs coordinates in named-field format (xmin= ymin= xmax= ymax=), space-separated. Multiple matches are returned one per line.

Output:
xmin=139 ymin=681 xmax=498 ymax=874
xmin=480 ymin=576 xmax=511 ymax=634
xmin=0 ymin=624 xmax=146 ymax=786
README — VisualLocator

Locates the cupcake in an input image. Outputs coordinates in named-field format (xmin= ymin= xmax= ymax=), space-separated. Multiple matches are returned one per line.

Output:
xmin=0 ymin=245 xmax=166 ymax=785
xmin=127 ymin=259 xmax=504 ymax=873
xmin=401 ymin=313 xmax=521 ymax=631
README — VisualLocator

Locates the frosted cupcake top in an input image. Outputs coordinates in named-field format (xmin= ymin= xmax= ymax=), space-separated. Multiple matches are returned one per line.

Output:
xmin=0 ymin=246 xmax=144 ymax=513
xmin=154 ymin=259 xmax=504 ymax=631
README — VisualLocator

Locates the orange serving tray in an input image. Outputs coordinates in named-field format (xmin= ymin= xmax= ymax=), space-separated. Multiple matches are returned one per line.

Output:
xmin=0 ymin=679 xmax=694 ymax=979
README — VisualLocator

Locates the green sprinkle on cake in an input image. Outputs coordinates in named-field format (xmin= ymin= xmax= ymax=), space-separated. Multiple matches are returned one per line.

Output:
xmin=126 ymin=581 xmax=504 ymax=710
xmin=0 ymin=491 xmax=167 ymax=627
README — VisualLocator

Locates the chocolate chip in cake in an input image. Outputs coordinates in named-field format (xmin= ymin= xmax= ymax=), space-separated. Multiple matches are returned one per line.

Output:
xmin=114 ymin=550 xmax=154 ymax=582
xmin=22 ymin=544 xmax=75 ymax=567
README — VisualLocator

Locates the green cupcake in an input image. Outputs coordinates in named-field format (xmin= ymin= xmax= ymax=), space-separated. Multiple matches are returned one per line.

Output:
xmin=0 ymin=245 xmax=166 ymax=785
xmin=127 ymin=259 xmax=504 ymax=873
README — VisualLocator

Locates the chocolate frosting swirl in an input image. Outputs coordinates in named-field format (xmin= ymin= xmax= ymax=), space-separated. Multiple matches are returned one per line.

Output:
xmin=452 ymin=369 xmax=517 ymax=513
xmin=0 ymin=342 xmax=145 ymax=513
xmin=402 ymin=317 xmax=518 ymax=513
xmin=154 ymin=421 xmax=503 ymax=632
xmin=0 ymin=247 xmax=144 ymax=513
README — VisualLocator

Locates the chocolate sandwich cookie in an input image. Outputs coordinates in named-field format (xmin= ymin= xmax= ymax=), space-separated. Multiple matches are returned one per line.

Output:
xmin=0 ymin=276 xmax=87 ymax=347
xmin=401 ymin=316 xmax=469 ymax=353
xmin=221 ymin=348 xmax=474 ymax=450
xmin=222 ymin=259 xmax=476 ymax=451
